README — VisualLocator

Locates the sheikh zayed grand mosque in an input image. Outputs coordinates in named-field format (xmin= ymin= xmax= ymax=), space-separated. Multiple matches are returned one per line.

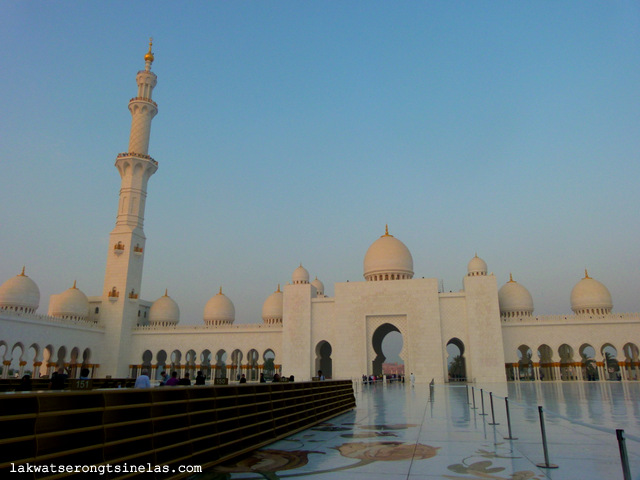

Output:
xmin=1 ymin=44 xmax=639 ymax=385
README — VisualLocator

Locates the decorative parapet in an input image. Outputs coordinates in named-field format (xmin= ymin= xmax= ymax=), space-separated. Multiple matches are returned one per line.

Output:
xmin=116 ymin=152 xmax=158 ymax=166
xmin=0 ymin=307 xmax=104 ymax=329
xmin=502 ymin=312 xmax=640 ymax=325
xmin=132 ymin=323 xmax=283 ymax=333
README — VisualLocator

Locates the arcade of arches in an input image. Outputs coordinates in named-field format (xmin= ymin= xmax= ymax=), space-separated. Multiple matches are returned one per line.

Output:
xmin=0 ymin=341 xmax=94 ymax=379
xmin=509 ymin=342 xmax=640 ymax=381
xmin=130 ymin=348 xmax=280 ymax=381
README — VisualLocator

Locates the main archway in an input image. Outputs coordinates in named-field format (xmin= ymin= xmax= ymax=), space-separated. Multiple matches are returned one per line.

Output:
xmin=371 ymin=323 xmax=403 ymax=377
xmin=315 ymin=341 xmax=332 ymax=379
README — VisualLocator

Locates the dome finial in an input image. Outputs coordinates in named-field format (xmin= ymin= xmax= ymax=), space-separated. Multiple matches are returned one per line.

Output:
xmin=144 ymin=37 xmax=154 ymax=64
xmin=20 ymin=266 xmax=26 ymax=276
xmin=164 ymin=288 xmax=168 ymax=297
xmin=72 ymin=280 xmax=77 ymax=289
xmin=219 ymin=286 xmax=223 ymax=295
xmin=509 ymin=272 xmax=514 ymax=282
xmin=277 ymin=284 xmax=281 ymax=293
xmin=584 ymin=268 xmax=590 ymax=279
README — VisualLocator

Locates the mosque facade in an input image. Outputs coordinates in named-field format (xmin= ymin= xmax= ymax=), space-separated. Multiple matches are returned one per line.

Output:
xmin=1 ymin=45 xmax=639 ymax=384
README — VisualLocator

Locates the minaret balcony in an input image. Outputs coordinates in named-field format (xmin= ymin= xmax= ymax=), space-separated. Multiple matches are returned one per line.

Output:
xmin=117 ymin=152 xmax=158 ymax=166
xmin=113 ymin=242 xmax=125 ymax=255
xmin=133 ymin=244 xmax=144 ymax=256
xmin=129 ymin=97 xmax=158 ymax=108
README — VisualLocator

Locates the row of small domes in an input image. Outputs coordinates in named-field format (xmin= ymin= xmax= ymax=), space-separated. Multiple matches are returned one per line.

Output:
xmin=0 ymin=226 xmax=614 ymax=322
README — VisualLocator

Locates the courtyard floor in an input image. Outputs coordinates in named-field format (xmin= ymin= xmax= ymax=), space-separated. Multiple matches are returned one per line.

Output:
xmin=198 ymin=380 xmax=640 ymax=480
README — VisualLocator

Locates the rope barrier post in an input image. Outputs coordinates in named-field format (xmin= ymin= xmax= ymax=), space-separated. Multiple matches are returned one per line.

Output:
xmin=479 ymin=388 xmax=487 ymax=415
xmin=466 ymin=383 xmax=470 ymax=405
xmin=488 ymin=392 xmax=499 ymax=425
xmin=616 ymin=429 xmax=632 ymax=480
xmin=536 ymin=406 xmax=558 ymax=469
xmin=471 ymin=386 xmax=477 ymax=410
xmin=503 ymin=397 xmax=518 ymax=440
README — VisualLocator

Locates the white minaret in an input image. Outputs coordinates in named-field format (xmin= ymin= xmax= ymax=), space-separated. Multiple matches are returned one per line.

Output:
xmin=100 ymin=40 xmax=159 ymax=377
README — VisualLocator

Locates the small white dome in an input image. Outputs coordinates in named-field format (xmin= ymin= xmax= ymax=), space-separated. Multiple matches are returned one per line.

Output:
xmin=203 ymin=288 xmax=235 ymax=325
xmin=467 ymin=254 xmax=488 ymax=276
xmin=262 ymin=285 xmax=283 ymax=324
xmin=149 ymin=290 xmax=180 ymax=325
xmin=311 ymin=277 xmax=324 ymax=296
xmin=363 ymin=226 xmax=414 ymax=281
xmin=292 ymin=264 xmax=310 ymax=284
xmin=570 ymin=270 xmax=612 ymax=315
xmin=49 ymin=281 xmax=89 ymax=320
xmin=0 ymin=267 xmax=40 ymax=313
xmin=498 ymin=274 xmax=534 ymax=318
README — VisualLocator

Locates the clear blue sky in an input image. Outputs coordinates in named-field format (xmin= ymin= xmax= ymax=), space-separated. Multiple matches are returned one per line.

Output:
xmin=1 ymin=2 xmax=639 ymax=327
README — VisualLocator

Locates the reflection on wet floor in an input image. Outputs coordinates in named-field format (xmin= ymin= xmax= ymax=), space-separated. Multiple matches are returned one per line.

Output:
xmin=195 ymin=381 xmax=640 ymax=480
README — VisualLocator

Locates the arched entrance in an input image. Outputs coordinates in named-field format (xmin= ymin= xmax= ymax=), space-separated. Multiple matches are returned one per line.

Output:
xmin=215 ymin=350 xmax=227 ymax=379
xmin=446 ymin=338 xmax=466 ymax=382
xmin=602 ymin=344 xmax=620 ymax=380
xmin=371 ymin=323 xmax=403 ymax=377
xmin=537 ymin=344 xmax=554 ymax=381
xmin=623 ymin=343 xmax=639 ymax=380
xmin=558 ymin=344 xmax=575 ymax=380
xmin=517 ymin=345 xmax=534 ymax=380
xmin=580 ymin=344 xmax=598 ymax=381
xmin=315 ymin=341 xmax=332 ymax=379
xmin=263 ymin=349 xmax=275 ymax=381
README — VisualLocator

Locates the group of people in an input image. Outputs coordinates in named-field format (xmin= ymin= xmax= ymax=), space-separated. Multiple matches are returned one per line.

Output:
xmin=134 ymin=370 xmax=208 ymax=388
xmin=362 ymin=373 xmax=408 ymax=384
xmin=134 ymin=370 xmax=298 ymax=387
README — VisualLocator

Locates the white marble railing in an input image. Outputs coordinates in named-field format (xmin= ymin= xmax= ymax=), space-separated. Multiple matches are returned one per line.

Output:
xmin=0 ymin=308 xmax=104 ymax=329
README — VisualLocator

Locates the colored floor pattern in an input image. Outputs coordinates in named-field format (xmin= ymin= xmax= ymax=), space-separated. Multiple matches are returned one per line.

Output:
xmin=194 ymin=381 xmax=640 ymax=479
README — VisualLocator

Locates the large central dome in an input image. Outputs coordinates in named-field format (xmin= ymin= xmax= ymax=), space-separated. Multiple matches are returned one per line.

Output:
xmin=363 ymin=226 xmax=414 ymax=281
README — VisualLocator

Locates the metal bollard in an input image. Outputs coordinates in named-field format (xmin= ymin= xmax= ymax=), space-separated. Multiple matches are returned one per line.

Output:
xmin=616 ymin=429 xmax=632 ymax=480
xmin=466 ymin=384 xmax=470 ymax=405
xmin=503 ymin=397 xmax=518 ymax=440
xmin=535 ymin=406 xmax=558 ymax=469
xmin=479 ymin=388 xmax=488 ymax=415
xmin=471 ymin=386 xmax=477 ymax=409
xmin=488 ymin=392 xmax=499 ymax=425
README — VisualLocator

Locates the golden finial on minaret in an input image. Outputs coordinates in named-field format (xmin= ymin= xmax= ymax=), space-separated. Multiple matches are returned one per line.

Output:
xmin=72 ymin=280 xmax=77 ymax=289
xmin=164 ymin=288 xmax=168 ymax=296
xmin=584 ymin=269 xmax=590 ymax=279
xmin=509 ymin=273 xmax=514 ymax=282
xmin=219 ymin=286 xmax=223 ymax=295
xmin=385 ymin=224 xmax=389 ymax=236
xmin=277 ymin=284 xmax=281 ymax=293
xmin=144 ymin=37 xmax=154 ymax=63
xmin=19 ymin=266 xmax=26 ymax=276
